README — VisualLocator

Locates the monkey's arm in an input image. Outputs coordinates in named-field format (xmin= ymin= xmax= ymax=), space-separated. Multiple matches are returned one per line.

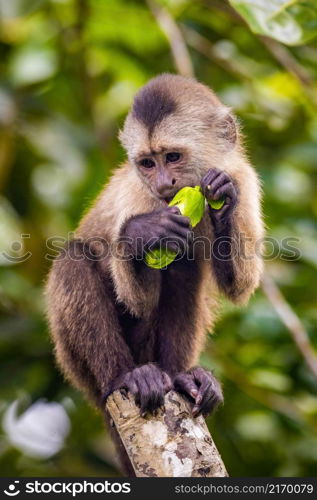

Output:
xmin=77 ymin=167 xmax=191 ymax=319
xmin=201 ymin=165 xmax=264 ymax=304
xmin=46 ymin=240 xmax=135 ymax=407
xmin=47 ymin=239 xmax=172 ymax=413
xmin=111 ymin=205 xmax=191 ymax=318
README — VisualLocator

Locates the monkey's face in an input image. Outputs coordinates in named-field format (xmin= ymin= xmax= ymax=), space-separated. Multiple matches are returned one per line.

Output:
xmin=134 ymin=144 xmax=198 ymax=203
xmin=121 ymin=115 xmax=236 ymax=203
xmin=120 ymin=75 xmax=238 ymax=201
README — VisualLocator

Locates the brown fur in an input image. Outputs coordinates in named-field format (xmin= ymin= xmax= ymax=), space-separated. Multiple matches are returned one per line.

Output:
xmin=46 ymin=74 xmax=264 ymax=471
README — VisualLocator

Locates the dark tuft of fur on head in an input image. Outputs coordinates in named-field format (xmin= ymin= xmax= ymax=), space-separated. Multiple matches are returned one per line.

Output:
xmin=132 ymin=78 xmax=176 ymax=134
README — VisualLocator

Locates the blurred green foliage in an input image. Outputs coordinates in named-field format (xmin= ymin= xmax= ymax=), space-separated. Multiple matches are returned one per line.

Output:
xmin=229 ymin=0 xmax=317 ymax=45
xmin=0 ymin=0 xmax=317 ymax=477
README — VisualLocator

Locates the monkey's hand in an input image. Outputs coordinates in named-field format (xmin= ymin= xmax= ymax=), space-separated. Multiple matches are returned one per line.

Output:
xmin=121 ymin=206 xmax=192 ymax=258
xmin=111 ymin=363 xmax=172 ymax=416
xmin=200 ymin=168 xmax=237 ymax=231
xmin=174 ymin=367 xmax=223 ymax=417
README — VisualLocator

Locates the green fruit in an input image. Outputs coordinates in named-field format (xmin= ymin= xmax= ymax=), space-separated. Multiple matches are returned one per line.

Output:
xmin=144 ymin=186 xmax=225 ymax=269
xmin=169 ymin=185 xmax=205 ymax=227
xmin=145 ymin=186 xmax=205 ymax=269
xmin=208 ymin=198 xmax=225 ymax=210
xmin=144 ymin=248 xmax=177 ymax=269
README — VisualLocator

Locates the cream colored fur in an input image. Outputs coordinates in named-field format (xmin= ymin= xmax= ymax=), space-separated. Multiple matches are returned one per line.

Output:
xmin=77 ymin=74 xmax=264 ymax=332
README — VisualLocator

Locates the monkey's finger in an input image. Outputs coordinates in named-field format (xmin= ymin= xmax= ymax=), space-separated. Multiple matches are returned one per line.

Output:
xmin=160 ymin=232 xmax=189 ymax=251
xmin=201 ymin=168 xmax=222 ymax=188
xmin=119 ymin=372 xmax=138 ymax=394
xmin=162 ymin=228 xmax=191 ymax=248
xmin=201 ymin=171 xmax=222 ymax=197
xmin=208 ymin=172 xmax=230 ymax=195
xmin=195 ymin=371 xmax=223 ymax=410
xmin=211 ymin=204 xmax=231 ymax=222
xmin=174 ymin=374 xmax=199 ymax=401
xmin=213 ymin=181 xmax=236 ymax=201
xmin=159 ymin=229 xmax=188 ymax=245
xmin=202 ymin=388 xmax=224 ymax=417
xmin=162 ymin=372 xmax=173 ymax=392
xmin=166 ymin=206 xmax=181 ymax=215
xmin=134 ymin=393 xmax=141 ymax=408
xmin=124 ymin=379 xmax=139 ymax=397
xmin=166 ymin=236 xmax=191 ymax=255
xmin=169 ymin=224 xmax=192 ymax=240
xmin=137 ymin=368 xmax=165 ymax=414
xmin=167 ymin=229 xmax=191 ymax=248
xmin=198 ymin=381 xmax=214 ymax=405
xmin=164 ymin=241 xmax=185 ymax=255
xmin=146 ymin=237 xmax=164 ymax=252
xmin=167 ymin=213 xmax=191 ymax=227
xmin=140 ymin=385 xmax=164 ymax=415
xmin=138 ymin=389 xmax=152 ymax=415
xmin=191 ymin=366 xmax=207 ymax=385
xmin=201 ymin=394 xmax=216 ymax=417
xmin=194 ymin=381 xmax=213 ymax=416
xmin=122 ymin=374 xmax=141 ymax=407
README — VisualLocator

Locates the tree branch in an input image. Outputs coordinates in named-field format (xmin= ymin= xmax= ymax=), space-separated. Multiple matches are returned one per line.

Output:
xmin=259 ymin=36 xmax=313 ymax=87
xmin=106 ymin=390 xmax=228 ymax=477
xmin=182 ymin=25 xmax=252 ymax=82
xmin=146 ymin=0 xmax=194 ymax=77
xmin=261 ymin=275 xmax=317 ymax=380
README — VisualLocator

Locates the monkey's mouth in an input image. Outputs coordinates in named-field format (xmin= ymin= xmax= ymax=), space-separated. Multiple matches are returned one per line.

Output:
xmin=164 ymin=196 xmax=173 ymax=204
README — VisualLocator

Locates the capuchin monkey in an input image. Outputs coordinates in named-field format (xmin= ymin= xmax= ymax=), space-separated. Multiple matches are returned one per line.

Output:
xmin=46 ymin=74 xmax=264 ymax=472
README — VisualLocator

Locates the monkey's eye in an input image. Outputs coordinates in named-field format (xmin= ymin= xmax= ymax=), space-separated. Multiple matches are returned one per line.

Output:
xmin=166 ymin=152 xmax=181 ymax=163
xmin=140 ymin=158 xmax=155 ymax=168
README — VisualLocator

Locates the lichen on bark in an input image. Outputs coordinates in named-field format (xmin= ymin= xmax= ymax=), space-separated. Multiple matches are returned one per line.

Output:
xmin=106 ymin=390 xmax=228 ymax=477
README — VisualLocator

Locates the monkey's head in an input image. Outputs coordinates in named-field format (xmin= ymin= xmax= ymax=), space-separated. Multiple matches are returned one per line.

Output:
xmin=120 ymin=74 xmax=239 ymax=203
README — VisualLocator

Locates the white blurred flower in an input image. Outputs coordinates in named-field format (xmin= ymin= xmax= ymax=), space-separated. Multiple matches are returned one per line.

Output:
xmin=9 ymin=47 xmax=57 ymax=85
xmin=2 ymin=400 xmax=70 ymax=459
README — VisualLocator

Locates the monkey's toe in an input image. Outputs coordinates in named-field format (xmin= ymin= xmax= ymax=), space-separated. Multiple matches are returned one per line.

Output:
xmin=174 ymin=367 xmax=223 ymax=418
xmin=118 ymin=363 xmax=172 ymax=416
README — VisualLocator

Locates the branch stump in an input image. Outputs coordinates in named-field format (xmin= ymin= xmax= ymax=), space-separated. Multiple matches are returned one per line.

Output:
xmin=106 ymin=390 xmax=228 ymax=477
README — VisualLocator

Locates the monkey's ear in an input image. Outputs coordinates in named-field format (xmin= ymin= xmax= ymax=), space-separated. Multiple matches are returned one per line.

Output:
xmin=215 ymin=111 xmax=237 ymax=151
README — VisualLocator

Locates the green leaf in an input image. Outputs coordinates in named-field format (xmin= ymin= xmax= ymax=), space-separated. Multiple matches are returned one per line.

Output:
xmin=144 ymin=248 xmax=177 ymax=269
xmin=145 ymin=186 xmax=205 ymax=269
xmin=229 ymin=0 xmax=317 ymax=45
xmin=208 ymin=197 xmax=225 ymax=210
xmin=169 ymin=185 xmax=205 ymax=227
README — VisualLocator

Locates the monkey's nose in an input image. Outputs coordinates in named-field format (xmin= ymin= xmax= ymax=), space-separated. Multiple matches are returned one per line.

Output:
xmin=156 ymin=180 xmax=177 ymax=199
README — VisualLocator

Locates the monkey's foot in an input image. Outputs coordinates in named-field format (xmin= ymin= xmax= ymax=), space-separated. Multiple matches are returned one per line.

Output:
xmin=111 ymin=363 xmax=172 ymax=416
xmin=174 ymin=367 xmax=223 ymax=417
